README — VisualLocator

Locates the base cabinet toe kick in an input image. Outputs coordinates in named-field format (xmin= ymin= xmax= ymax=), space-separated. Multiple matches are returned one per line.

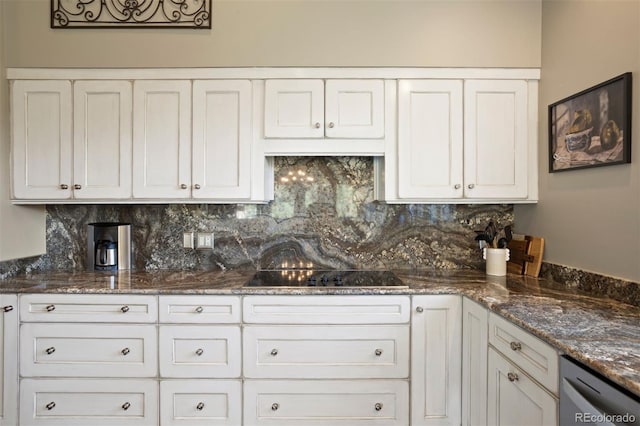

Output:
xmin=0 ymin=293 xmax=577 ymax=425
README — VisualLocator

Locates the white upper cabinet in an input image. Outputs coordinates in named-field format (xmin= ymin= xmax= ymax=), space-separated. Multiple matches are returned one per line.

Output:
xmin=132 ymin=80 xmax=192 ymax=199
xmin=264 ymin=79 xmax=325 ymax=139
xmin=74 ymin=81 xmax=132 ymax=199
xmin=324 ymin=80 xmax=384 ymax=139
xmin=192 ymin=80 xmax=252 ymax=200
xmin=11 ymin=80 xmax=72 ymax=200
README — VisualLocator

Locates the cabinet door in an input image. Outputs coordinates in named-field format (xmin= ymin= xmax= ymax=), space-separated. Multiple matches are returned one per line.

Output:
xmin=192 ymin=80 xmax=252 ymax=200
xmin=462 ymin=298 xmax=488 ymax=426
xmin=73 ymin=81 xmax=132 ymax=199
xmin=487 ymin=348 xmax=558 ymax=426
xmin=133 ymin=80 xmax=191 ymax=199
xmin=325 ymin=79 xmax=384 ymax=139
xmin=397 ymin=80 xmax=463 ymax=199
xmin=411 ymin=295 xmax=462 ymax=426
xmin=264 ymin=79 xmax=324 ymax=138
xmin=0 ymin=296 xmax=17 ymax=426
xmin=464 ymin=80 xmax=528 ymax=199
xmin=11 ymin=80 xmax=72 ymax=200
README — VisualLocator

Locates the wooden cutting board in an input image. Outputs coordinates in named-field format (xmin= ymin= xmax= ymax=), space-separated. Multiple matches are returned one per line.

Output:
xmin=507 ymin=235 xmax=544 ymax=277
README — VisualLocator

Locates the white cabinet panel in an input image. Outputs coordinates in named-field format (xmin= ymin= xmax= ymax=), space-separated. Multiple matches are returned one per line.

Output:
xmin=133 ymin=80 xmax=191 ymax=199
xmin=244 ymin=380 xmax=409 ymax=426
xmin=264 ymin=79 xmax=324 ymax=138
xmin=462 ymin=297 xmax=488 ymax=426
xmin=411 ymin=295 xmax=462 ymax=426
xmin=20 ymin=378 xmax=158 ymax=426
xmin=0 ymin=296 xmax=17 ymax=426
xmin=160 ymin=380 xmax=242 ymax=426
xmin=11 ymin=80 xmax=72 ymax=200
xmin=325 ymin=79 xmax=384 ymax=139
xmin=192 ymin=80 xmax=252 ymax=200
xmin=159 ymin=295 xmax=241 ymax=324
xmin=73 ymin=81 xmax=132 ymax=199
xmin=487 ymin=347 xmax=558 ymax=426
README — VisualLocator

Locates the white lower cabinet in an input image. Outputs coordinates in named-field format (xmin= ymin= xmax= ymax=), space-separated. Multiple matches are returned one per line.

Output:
xmin=243 ymin=380 xmax=409 ymax=426
xmin=160 ymin=380 xmax=242 ymax=426
xmin=0 ymin=295 xmax=17 ymax=426
xmin=462 ymin=297 xmax=488 ymax=426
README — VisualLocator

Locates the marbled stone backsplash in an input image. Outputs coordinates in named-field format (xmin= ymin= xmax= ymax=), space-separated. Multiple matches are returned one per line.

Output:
xmin=1 ymin=157 xmax=513 ymax=275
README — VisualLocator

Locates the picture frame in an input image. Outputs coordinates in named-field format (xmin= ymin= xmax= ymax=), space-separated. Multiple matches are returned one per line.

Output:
xmin=548 ymin=72 xmax=632 ymax=172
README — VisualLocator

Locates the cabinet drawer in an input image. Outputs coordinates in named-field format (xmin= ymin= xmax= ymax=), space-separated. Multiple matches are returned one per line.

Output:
xmin=243 ymin=295 xmax=410 ymax=324
xmin=160 ymin=380 xmax=241 ymax=426
xmin=488 ymin=313 xmax=558 ymax=394
xmin=159 ymin=325 xmax=241 ymax=378
xmin=159 ymin=295 xmax=241 ymax=323
xmin=244 ymin=325 xmax=409 ymax=378
xmin=20 ymin=323 xmax=157 ymax=377
xmin=20 ymin=378 xmax=158 ymax=426
xmin=19 ymin=294 xmax=157 ymax=323
xmin=244 ymin=379 xmax=409 ymax=426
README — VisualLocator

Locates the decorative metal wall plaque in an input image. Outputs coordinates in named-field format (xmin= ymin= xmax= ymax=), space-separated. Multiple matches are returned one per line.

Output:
xmin=51 ymin=0 xmax=212 ymax=28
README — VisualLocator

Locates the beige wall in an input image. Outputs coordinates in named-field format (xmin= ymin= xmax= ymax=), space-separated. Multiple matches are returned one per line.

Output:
xmin=5 ymin=0 xmax=541 ymax=68
xmin=515 ymin=1 xmax=640 ymax=282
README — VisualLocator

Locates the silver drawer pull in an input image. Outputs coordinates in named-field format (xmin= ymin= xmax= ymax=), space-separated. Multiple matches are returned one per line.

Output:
xmin=195 ymin=306 xmax=204 ymax=313
xmin=375 ymin=349 xmax=383 ymax=356
xmin=180 ymin=184 xmax=188 ymax=189
xmin=195 ymin=348 xmax=204 ymax=356
xmin=196 ymin=402 xmax=205 ymax=411
xmin=468 ymin=183 xmax=475 ymax=189
xmin=375 ymin=403 xmax=383 ymax=411
xmin=60 ymin=184 xmax=69 ymax=190
xmin=415 ymin=306 xmax=424 ymax=313
xmin=46 ymin=304 xmax=56 ymax=312
xmin=45 ymin=347 xmax=56 ymax=355
xmin=2 ymin=305 xmax=13 ymax=313
xmin=328 ymin=122 xmax=335 ymax=128
xmin=507 ymin=372 xmax=519 ymax=382
xmin=270 ymin=349 xmax=278 ymax=356
xmin=271 ymin=403 xmax=279 ymax=411
xmin=120 ymin=305 xmax=130 ymax=313
xmin=510 ymin=341 xmax=522 ymax=351
xmin=74 ymin=184 xmax=82 ymax=190
xmin=46 ymin=402 xmax=56 ymax=410
xmin=121 ymin=348 xmax=130 ymax=356
xmin=314 ymin=122 xmax=321 ymax=129
xmin=122 ymin=402 xmax=131 ymax=410
xmin=194 ymin=184 xmax=201 ymax=190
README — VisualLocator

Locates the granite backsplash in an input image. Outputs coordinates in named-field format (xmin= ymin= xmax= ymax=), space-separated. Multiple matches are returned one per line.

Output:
xmin=0 ymin=157 xmax=512 ymax=276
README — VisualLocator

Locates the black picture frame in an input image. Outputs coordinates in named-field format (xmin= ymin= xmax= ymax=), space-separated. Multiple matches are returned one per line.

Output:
xmin=548 ymin=72 xmax=632 ymax=172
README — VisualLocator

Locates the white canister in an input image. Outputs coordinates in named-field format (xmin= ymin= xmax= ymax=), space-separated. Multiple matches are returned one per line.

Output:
xmin=483 ymin=248 xmax=510 ymax=276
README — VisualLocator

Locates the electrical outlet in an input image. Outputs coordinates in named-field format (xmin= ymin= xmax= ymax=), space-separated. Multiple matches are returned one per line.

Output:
xmin=183 ymin=232 xmax=195 ymax=249
xmin=196 ymin=232 xmax=214 ymax=250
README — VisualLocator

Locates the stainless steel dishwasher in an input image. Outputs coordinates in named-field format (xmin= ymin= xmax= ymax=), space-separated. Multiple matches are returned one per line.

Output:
xmin=560 ymin=355 xmax=639 ymax=425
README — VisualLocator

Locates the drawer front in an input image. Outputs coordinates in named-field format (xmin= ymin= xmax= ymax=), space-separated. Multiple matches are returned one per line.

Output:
xmin=488 ymin=313 xmax=558 ymax=394
xmin=244 ymin=380 xmax=409 ymax=426
xmin=159 ymin=296 xmax=241 ymax=323
xmin=160 ymin=380 xmax=242 ymax=426
xmin=20 ymin=323 xmax=157 ymax=377
xmin=243 ymin=295 xmax=410 ymax=324
xmin=244 ymin=325 xmax=409 ymax=378
xmin=19 ymin=294 xmax=157 ymax=323
xmin=20 ymin=378 xmax=158 ymax=426
xmin=159 ymin=325 xmax=241 ymax=378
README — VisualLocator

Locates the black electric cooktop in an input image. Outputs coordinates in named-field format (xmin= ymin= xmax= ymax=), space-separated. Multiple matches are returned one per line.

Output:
xmin=246 ymin=270 xmax=407 ymax=288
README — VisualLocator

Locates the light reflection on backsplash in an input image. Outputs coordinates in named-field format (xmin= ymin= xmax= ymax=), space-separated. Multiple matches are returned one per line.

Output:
xmin=0 ymin=157 xmax=514 ymax=276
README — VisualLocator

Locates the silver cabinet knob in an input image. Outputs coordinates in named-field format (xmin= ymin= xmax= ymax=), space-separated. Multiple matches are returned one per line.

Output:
xmin=328 ymin=122 xmax=335 ymax=128
xmin=375 ymin=403 xmax=383 ymax=411
xmin=507 ymin=372 xmax=519 ymax=382
xmin=121 ymin=348 xmax=130 ymax=356
xmin=2 ymin=305 xmax=13 ymax=313
xmin=46 ymin=304 xmax=56 ymax=312
xmin=510 ymin=341 xmax=522 ymax=351
xmin=314 ymin=122 xmax=321 ymax=129
xmin=271 ymin=403 xmax=279 ymax=411
xmin=195 ymin=348 xmax=204 ymax=356
xmin=195 ymin=306 xmax=204 ymax=313
xmin=270 ymin=349 xmax=278 ymax=356
xmin=467 ymin=183 xmax=475 ymax=189
xmin=46 ymin=402 xmax=56 ymax=410
xmin=45 ymin=347 xmax=56 ymax=355
xmin=122 ymin=402 xmax=131 ymax=410
xmin=196 ymin=402 xmax=205 ymax=411
xmin=60 ymin=184 xmax=69 ymax=190
xmin=416 ymin=306 xmax=424 ymax=313
xmin=454 ymin=184 xmax=461 ymax=189
xmin=180 ymin=184 xmax=188 ymax=189
xmin=194 ymin=184 xmax=201 ymax=190
xmin=74 ymin=184 xmax=82 ymax=190
xmin=120 ymin=305 xmax=130 ymax=313
xmin=375 ymin=349 xmax=383 ymax=356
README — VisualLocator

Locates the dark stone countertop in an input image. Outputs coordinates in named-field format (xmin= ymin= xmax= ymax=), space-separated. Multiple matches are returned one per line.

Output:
xmin=1 ymin=268 xmax=638 ymax=398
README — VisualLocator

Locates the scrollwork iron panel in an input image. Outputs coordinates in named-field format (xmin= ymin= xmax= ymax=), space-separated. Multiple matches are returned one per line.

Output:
xmin=51 ymin=0 xmax=212 ymax=28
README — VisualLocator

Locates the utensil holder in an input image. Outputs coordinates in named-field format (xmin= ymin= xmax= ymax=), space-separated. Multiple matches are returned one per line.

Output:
xmin=483 ymin=248 xmax=510 ymax=276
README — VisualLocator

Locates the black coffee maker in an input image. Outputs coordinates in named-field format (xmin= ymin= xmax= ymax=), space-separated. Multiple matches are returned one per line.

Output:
xmin=87 ymin=223 xmax=132 ymax=271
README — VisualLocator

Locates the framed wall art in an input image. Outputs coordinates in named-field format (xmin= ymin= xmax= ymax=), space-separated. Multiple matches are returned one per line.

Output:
xmin=548 ymin=72 xmax=632 ymax=172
